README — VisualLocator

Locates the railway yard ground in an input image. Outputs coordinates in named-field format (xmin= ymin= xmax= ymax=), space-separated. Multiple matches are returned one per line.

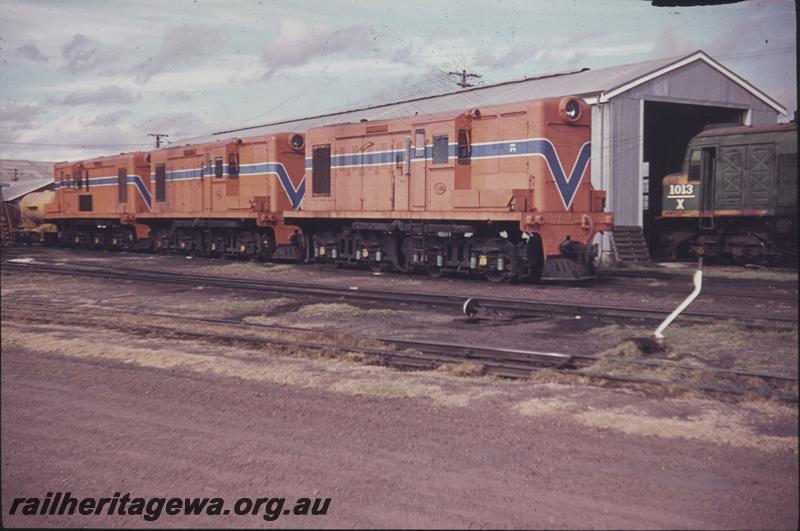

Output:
xmin=1 ymin=246 xmax=798 ymax=528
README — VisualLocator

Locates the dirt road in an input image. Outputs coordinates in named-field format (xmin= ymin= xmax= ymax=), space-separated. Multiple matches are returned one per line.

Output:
xmin=2 ymin=318 xmax=797 ymax=529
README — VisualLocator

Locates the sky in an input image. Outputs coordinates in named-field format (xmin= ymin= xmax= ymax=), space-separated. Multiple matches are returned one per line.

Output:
xmin=0 ymin=0 xmax=795 ymax=163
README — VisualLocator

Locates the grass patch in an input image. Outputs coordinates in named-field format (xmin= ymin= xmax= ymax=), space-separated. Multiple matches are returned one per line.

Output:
xmin=435 ymin=362 xmax=486 ymax=377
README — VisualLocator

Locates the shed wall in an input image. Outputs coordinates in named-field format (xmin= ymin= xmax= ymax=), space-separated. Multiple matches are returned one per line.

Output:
xmin=598 ymin=60 xmax=779 ymax=227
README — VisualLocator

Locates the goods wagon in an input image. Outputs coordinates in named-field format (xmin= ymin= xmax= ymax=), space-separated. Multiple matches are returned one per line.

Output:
xmin=660 ymin=122 xmax=797 ymax=263
xmin=287 ymin=96 xmax=613 ymax=281
xmin=12 ymin=190 xmax=58 ymax=243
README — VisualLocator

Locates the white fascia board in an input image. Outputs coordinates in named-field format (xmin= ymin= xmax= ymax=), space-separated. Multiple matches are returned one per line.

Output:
xmin=598 ymin=51 xmax=787 ymax=115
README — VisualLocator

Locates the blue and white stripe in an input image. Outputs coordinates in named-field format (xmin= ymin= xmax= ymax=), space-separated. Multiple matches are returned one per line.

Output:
xmin=53 ymin=138 xmax=590 ymax=213
xmin=53 ymin=162 xmax=305 ymax=211
xmin=304 ymin=138 xmax=591 ymax=210
xmin=55 ymin=174 xmax=153 ymax=209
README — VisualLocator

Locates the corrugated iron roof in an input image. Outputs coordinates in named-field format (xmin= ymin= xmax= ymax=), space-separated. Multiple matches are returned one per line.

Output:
xmin=0 ymin=177 xmax=53 ymax=202
xmin=0 ymin=159 xmax=55 ymax=201
xmin=177 ymin=54 xmax=685 ymax=145
xmin=175 ymin=50 xmax=784 ymax=146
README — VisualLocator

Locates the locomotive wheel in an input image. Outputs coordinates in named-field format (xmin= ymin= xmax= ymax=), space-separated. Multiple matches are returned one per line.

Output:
xmin=369 ymin=261 xmax=388 ymax=273
xmin=485 ymin=269 xmax=507 ymax=283
xmin=426 ymin=265 xmax=444 ymax=278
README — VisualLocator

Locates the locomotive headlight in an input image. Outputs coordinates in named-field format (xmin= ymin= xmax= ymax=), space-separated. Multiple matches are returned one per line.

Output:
xmin=289 ymin=134 xmax=305 ymax=151
xmin=559 ymin=97 xmax=583 ymax=122
xmin=563 ymin=98 xmax=581 ymax=121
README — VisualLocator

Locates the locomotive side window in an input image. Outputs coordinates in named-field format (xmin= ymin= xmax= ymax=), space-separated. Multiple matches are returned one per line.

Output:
xmin=78 ymin=195 xmax=93 ymax=211
xmin=118 ymin=168 xmax=128 ymax=203
xmin=433 ymin=135 xmax=448 ymax=164
xmin=155 ymin=163 xmax=167 ymax=202
xmin=228 ymin=153 xmax=239 ymax=179
xmin=84 ymin=170 xmax=90 ymax=190
xmin=74 ymin=170 xmax=82 ymax=189
xmin=457 ymin=129 xmax=471 ymax=164
xmin=415 ymin=129 xmax=425 ymax=158
xmin=215 ymin=157 xmax=224 ymax=179
xmin=312 ymin=144 xmax=331 ymax=196
xmin=688 ymin=149 xmax=701 ymax=182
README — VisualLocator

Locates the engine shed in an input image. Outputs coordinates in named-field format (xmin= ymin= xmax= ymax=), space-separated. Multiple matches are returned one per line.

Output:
xmin=180 ymin=50 xmax=787 ymax=264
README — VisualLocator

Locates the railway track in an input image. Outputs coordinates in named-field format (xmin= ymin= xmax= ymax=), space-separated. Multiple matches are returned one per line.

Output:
xmin=596 ymin=271 xmax=798 ymax=303
xmin=2 ymin=258 xmax=796 ymax=326
xmin=2 ymin=299 xmax=797 ymax=402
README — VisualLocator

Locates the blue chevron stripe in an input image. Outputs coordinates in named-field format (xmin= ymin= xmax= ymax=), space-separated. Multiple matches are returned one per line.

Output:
xmin=54 ymin=174 xmax=152 ymax=209
xmin=304 ymin=138 xmax=590 ymax=210
xmin=471 ymin=139 xmax=591 ymax=210
xmin=240 ymin=162 xmax=305 ymax=210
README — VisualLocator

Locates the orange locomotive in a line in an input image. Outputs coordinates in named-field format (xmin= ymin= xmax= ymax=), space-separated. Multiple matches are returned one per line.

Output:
xmin=288 ymin=96 xmax=612 ymax=281
xmin=40 ymin=96 xmax=612 ymax=281
xmin=44 ymin=133 xmax=307 ymax=260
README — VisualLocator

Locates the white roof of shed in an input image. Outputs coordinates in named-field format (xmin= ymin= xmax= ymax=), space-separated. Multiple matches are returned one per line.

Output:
xmin=177 ymin=50 xmax=785 ymax=145
xmin=0 ymin=177 xmax=52 ymax=202
xmin=0 ymin=159 xmax=54 ymax=201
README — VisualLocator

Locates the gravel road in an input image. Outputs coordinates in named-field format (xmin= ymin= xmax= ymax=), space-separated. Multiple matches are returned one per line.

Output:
xmin=2 ymin=317 xmax=797 ymax=529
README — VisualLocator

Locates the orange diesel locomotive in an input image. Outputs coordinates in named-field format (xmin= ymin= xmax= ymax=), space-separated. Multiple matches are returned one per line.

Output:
xmin=288 ymin=96 xmax=612 ymax=281
xmin=45 ymin=133 xmax=307 ymax=259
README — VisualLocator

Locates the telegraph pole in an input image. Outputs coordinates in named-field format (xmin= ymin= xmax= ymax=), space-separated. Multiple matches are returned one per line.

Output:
xmin=447 ymin=69 xmax=482 ymax=89
xmin=7 ymin=168 xmax=22 ymax=182
xmin=148 ymin=133 xmax=169 ymax=148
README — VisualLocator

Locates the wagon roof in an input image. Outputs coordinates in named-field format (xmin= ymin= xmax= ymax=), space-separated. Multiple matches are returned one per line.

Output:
xmin=696 ymin=121 xmax=797 ymax=138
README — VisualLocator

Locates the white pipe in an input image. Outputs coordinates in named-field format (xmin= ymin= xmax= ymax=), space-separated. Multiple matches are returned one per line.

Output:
xmin=654 ymin=261 xmax=703 ymax=339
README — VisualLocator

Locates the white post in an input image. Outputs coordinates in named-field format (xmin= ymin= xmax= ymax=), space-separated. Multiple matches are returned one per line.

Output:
xmin=654 ymin=258 xmax=703 ymax=339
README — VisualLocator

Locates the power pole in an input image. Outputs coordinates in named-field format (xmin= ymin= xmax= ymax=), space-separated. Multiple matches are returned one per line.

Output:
xmin=7 ymin=168 xmax=22 ymax=182
xmin=447 ymin=69 xmax=482 ymax=89
xmin=148 ymin=133 xmax=169 ymax=148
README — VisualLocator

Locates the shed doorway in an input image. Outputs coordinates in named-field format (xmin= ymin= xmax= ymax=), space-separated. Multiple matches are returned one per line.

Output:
xmin=642 ymin=100 xmax=745 ymax=256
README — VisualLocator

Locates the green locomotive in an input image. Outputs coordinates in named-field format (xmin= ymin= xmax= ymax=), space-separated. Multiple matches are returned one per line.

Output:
xmin=659 ymin=122 xmax=797 ymax=263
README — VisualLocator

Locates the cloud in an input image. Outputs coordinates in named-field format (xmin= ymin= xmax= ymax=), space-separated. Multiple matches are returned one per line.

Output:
xmin=61 ymin=34 xmax=115 ymax=73
xmin=57 ymin=86 xmax=139 ymax=106
xmin=260 ymin=18 xmax=377 ymax=79
xmin=134 ymin=25 xmax=221 ymax=82
xmin=86 ymin=110 xmax=133 ymax=127
xmin=0 ymin=103 xmax=45 ymax=128
xmin=135 ymin=112 xmax=209 ymax=140
xmin=164 ymin=91 xmax=193 ymax=103
xmin=15 ymin=43 xmax=49 ymax=62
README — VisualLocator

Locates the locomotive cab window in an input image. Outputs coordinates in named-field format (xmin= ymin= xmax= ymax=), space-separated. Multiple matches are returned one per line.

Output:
xmin=155 ymin=163 xmax=166 ymax=202
xmin=215 ymin=157 xmax=224 ymax=179
xmin=78 ymin=195 xmax=93 ymax=212
xmin=228 ymin=153 xmax=239 ymax=179
xmin=117 ymin=168 xmax=128 ymax=203
xmin=687 ymin=149 xmax=702 ymax=182
xmin=433 ymin=135 xmax=448 ymax=164
xmin=84 ymin=170 xmax=90 ymax=190
xmin=457 ymin=129 xmax=471 ymax=164
xmin=73 ymin=171 xmax=82 ymax=189
xmin=312 ymin=144 xmax=331 ymax=196
xmin=415 ymin=129 xmax=425 ymax=158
